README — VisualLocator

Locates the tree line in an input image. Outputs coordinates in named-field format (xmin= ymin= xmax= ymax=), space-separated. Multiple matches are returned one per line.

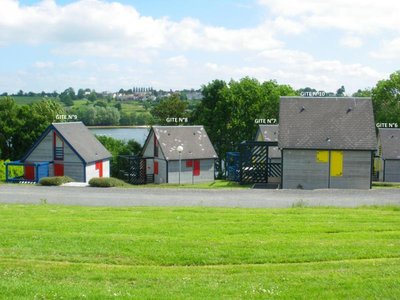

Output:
xmin=1 ymin=72 xmax=400 ymax=164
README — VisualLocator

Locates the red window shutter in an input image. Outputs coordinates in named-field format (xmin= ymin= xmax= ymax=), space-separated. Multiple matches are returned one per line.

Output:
xmin=193 ymin=160 xmax=200 ymax=176
xmin=154 ymin=161 xmax=159 ymax=175
xmin=95 ymin=162 xmax=103 ymax=177
xmin=186 ymin=160 xmax=193 ymax=168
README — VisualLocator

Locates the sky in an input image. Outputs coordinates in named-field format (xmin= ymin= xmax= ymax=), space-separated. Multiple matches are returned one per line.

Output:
xmin=0 ymin=0 xmax=400 ymax=94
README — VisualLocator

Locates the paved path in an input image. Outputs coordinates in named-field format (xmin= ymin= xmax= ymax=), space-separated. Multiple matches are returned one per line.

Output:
xmin=0 ymin=184 xmax=399 ymax=208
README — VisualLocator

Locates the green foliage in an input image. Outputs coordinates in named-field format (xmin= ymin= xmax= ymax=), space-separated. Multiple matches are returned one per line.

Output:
xmin=96 ymin=135 xmax=141 ymax=177
xmin=39 ymin=176 xmax=73 ymax=186
xmin=372 ymin=71 xmax=400 ymax=124
xmin=1 ymin=206 xmax=400 ymax=298
xmin=88 ymin=177 xmax=127 ymax=187
xmin=352 ymin=88 xmax=372 ymax=97
xmin=72 ymin=105 xmax=120 ymax=126
xmin=192 ymin=78 xmax=296 ymax=177
xmin=151 ymin=94 xmax=188 ymax=125
xmin=0 ymin=160 xmax=23 ymax=181
xmin=0 ymin=97 xmax=65 ymax=160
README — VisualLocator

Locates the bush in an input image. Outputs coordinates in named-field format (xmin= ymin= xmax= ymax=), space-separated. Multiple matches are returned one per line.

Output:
xmin=39 ymin=176 xmax=73 ymax=186
xmin=88 ymin=177 xmax=127 ymax=188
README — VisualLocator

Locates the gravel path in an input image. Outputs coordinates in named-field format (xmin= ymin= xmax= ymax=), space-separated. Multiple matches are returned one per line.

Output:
xmin=0 ymin=184 xmax=399 ymax=208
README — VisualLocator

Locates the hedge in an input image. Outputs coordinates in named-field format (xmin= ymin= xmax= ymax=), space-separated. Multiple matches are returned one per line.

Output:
xmin=88 ymin=177 xmax=127 ymax=188
xmin=39 ymin=176 xmax=74 ymax=186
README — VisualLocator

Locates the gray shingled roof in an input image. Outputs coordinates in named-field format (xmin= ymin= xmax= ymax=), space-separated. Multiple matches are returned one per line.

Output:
xmin=257 ymin=125 xmax=279 ymax=142
xmin=379 ymin=128 xmax=400 ymax=159
xmin=279 ymin=97 xmax=376 ymax=150
xmin=53 ymin=122 xmax=112 ymax=163
xmin=152 ymin=126 xmax=218 ymax=160
xmin=257 ymin=125 xmax=281 ymax=158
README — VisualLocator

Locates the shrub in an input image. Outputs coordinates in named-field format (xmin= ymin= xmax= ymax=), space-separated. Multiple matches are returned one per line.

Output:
xmin=39 ymin=176 xmax=73 ymax=186
xmin=88 ymin=177 xmax=127 ymax=188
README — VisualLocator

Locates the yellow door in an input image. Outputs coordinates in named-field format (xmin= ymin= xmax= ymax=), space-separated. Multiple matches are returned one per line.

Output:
xmin=330 ymin=151 xmax=343 ymax=177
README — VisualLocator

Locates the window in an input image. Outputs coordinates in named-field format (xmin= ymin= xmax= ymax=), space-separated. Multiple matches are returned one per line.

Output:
xmin=53 ymin=132 xmax=64 ymax=160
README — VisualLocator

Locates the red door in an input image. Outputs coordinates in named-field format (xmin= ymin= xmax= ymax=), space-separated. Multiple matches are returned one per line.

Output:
xmin=54 ymin=164 xmax=64 ymax=176
xmin=24 ymin=165 xmax=35 ymax=181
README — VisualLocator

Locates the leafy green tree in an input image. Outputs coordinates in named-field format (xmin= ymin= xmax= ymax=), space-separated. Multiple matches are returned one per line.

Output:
xmin=151 ymin=94 xmax=188 ymax=125
xmin=192 ymin=78 xmax=296 ymax=177
xmin=352 ymin=88 xmax=372 ymax=97
xmin=0 ymin=98 xmax=65 ymax=160
xmin=94 ymin=100 xmax=108 ymax=108
xmin=96 ymin=135 xmax=142 ymax=177
xmin=77 ymin=88 xmax=85 ymax=99
xmin=88 ymin=91 xmax=97 ymax=102
xmin=372 ymin=71 xmax=400 ymax=124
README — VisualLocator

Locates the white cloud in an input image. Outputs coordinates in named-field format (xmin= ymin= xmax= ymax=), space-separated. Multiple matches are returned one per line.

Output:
xmin=166 ymin=56 xmax=188 ymax=68
xmin=0 ymin=0 xmax=281 ymax=57
xmin=370 ymin=38 xmax=400 ymax=60
xmin=340 ymin=36 xmax=363 ymax=48
xmin=33 ymin=61 xmax=54 ymax=69
xmin=258 ymin=0 xmax=400 ymax=34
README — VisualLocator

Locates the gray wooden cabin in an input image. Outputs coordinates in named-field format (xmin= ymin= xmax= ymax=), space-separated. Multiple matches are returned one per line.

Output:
xmin=279 ymin=97 xmax=376 ymax=189
xmin=22 ymin=122 xmax=112 ymax=182
xmin=377 ymin=128 xmax=400 ymax=182
xmin=142 ymin=126 xmax=218 ymax=184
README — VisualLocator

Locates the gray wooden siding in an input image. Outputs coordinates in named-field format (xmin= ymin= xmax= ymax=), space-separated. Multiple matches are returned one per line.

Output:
xmin=25 ymin=130 xmax=53 ymax=162
xmin=384 ymin=160 xmax=400 ymax=182
xmin=154 ymin=159 xmax=167 ymax=184
xmin=282 ymin=150 xmax=329 ymax=189
xmin=64 ymin=162 xmax=84 ymax=182
xmin=143 ymin=132 xmax=154 ymax=157
xmin=282 ymin=149 xmax=372 ymax=189
xmin=167 ymin=159 xmax=215 ymax=184
xmin=26 ymin=129 xmax=82 ymax=164
xmin=330 ymin=151 xmax=371 ymax=189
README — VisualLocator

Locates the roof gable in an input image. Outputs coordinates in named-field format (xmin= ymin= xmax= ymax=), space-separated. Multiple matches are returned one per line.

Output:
xmin=151 ymin=126 xmax=218 ymax=160
xmin=257 ymin=125 xmax=279 ymax=142
xmin=279 ymin=97 xmax=377 ymax=150
xmin=52 ymin=122 xmax=112 ymax=163
xmin=379 ymin=128 xmax=400 ymax=159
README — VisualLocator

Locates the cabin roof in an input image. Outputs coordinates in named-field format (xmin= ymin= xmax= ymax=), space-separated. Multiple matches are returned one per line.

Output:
xmin=278 ymin=97 xmax=377 ymax=150
xmin=22 ymin=122 xmax=112 ymax=163
xmin=146 ymin=125 xmax=218 ymax=160
xmin=379 ymin=128 xmax=400 ymax=159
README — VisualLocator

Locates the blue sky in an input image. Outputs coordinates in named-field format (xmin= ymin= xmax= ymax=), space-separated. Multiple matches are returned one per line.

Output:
xmin=1 ymin=0 xmax=400 ymax=94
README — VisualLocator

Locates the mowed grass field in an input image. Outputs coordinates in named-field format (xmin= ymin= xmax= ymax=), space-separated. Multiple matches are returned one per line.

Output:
xmin=0 ymin=205 xmax=399 ymax=299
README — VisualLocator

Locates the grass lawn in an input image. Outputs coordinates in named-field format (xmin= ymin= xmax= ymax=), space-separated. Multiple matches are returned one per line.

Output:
xmin=127 ymin=180 xmax=251 ymax=189
xmin=372 ymin=181 xmax=400 ymax=188
xmin=0 ymin=205 xmax=399 ymax=299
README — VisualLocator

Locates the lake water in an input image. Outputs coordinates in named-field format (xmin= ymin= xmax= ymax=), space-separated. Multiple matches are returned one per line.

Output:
xmin=89 ymin=127 xmax=150 ymax=145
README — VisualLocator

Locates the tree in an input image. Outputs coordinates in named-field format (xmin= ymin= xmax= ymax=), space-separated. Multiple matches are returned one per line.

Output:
xmin=336 ymin=85 xmax=346 ymax=97
xmin=0 ymin=98 xmax=66 ymax=160
xmin=192 ymin=77 xmax=297 ymax=177
xmin=352 ymin=88 xmax=372 ymax=97
xmin=151 ymin=94 xmax=188 ymax=125
xmin=88 ymin=91 xmax=97 ymax=102
xmin=60 ymin=87 xmax=76 ymax=106
xmin=77 ymin=88 xmax=85 ymax=99
xmin=96 ymin=135 xmax=142 ymax=177
xmin=372 ymin=71 xmax=400 ymax=124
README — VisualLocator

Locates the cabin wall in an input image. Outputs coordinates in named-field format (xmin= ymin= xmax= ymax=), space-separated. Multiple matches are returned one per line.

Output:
xmin=282 ymin=149 xmax=372 ymax=189
xmin=167 ymin=159 xmax=215 ymax=184
xmin=383 ymin=160 xmax=400 ymax=182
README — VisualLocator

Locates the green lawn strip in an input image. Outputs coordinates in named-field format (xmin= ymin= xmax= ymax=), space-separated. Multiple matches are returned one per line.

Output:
xmin=0 ymin=258 xmax=399 ymax=299
xmin=0 ymin=205 xmax=399 ymax=298
xmin=123 ymin=180 xmax=251 ymax=189
xmin=372 ymin=182 xmax=400 ymax=188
